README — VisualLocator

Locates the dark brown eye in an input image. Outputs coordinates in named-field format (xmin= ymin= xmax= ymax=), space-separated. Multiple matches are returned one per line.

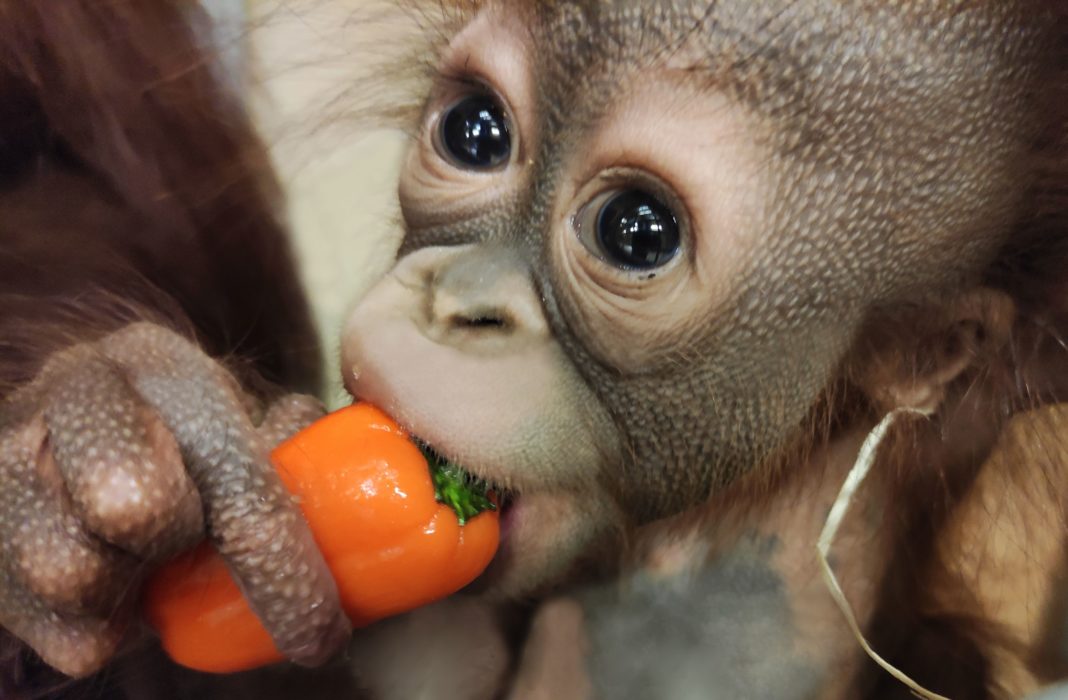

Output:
xmin=438 ymin=94 xmax=511 ymax=169
xmin=595 ymin=190 xmax=680 ymax=270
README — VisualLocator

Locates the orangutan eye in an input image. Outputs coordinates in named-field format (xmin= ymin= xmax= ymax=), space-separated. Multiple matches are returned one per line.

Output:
xmin=578 ymin=189 xmax=681 ymax=270
xmin=437 ymin=94 xmax=512 ymax=170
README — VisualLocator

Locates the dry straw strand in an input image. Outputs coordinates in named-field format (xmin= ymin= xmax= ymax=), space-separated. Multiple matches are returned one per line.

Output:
xmin=816 ymin=407 xmax=951 ymax=700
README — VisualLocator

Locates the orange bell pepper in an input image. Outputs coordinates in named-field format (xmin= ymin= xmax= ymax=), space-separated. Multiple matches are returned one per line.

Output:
xmin=143 ymin=403 xmax=499 ymax=673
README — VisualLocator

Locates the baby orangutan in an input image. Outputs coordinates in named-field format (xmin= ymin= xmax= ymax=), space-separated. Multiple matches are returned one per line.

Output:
xmin=2 ymin=1 xmax=1067 ymax=698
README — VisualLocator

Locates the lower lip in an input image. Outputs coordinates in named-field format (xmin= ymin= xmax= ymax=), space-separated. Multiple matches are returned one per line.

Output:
xmin=497 ymin=498 xmax=518 ymax=543
xmin=458 ymin=498 xmax=518 ymax=593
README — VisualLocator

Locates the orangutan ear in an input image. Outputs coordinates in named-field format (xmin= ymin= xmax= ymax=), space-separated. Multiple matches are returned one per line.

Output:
xmin=858 ymin=288 xmax=1015 ymax=414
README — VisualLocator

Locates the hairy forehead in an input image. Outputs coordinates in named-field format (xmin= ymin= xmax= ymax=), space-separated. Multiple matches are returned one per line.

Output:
xmin=455 ymin=0 xmax=1049 ymax=318
xmin=496 ymin=0 xmax=1041 ymax=109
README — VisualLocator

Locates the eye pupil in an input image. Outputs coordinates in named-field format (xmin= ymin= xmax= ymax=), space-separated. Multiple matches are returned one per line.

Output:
xmin=440 ymin=95 xmax=511 ymax=169
xmin=596 ymin=190 xmax=680 ymax=269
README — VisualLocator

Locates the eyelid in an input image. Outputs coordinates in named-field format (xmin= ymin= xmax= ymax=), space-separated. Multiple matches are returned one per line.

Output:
xmin=434 ymin=69 xmax=492 ymax=96
xmin=585 ymin=167 xmax=691 ymax=221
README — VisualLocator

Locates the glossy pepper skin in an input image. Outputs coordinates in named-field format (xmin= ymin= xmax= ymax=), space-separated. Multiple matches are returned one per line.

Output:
xmin=143 ymin=403 xmax=499 ymax=673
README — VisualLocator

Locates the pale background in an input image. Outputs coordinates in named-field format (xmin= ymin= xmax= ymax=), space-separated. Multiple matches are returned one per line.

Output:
xmin=207 ymin=0 xmax=411 ymax=407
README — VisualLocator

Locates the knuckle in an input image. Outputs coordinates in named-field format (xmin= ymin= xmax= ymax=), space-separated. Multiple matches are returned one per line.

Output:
xmin=79 ymin=459 xmax=202 ymax=553
xmin=81 ymin=470 xmax=163 ymax=539
xmin=107 ymin=321 xmax=178 ymax=349
xmin=32 ymin=618 xmax=119 ymax=678
xmin=8 ymin=520 xmax=115 ymax=612
xmin=104 ymin=322 xmax=201 ymax=368
xmin=15 ymin=544 xmax=111 ymax=611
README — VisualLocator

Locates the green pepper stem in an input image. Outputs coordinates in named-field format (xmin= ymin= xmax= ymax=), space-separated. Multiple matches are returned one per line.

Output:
xmin=421 ymin=446 xmax=497 ymax=525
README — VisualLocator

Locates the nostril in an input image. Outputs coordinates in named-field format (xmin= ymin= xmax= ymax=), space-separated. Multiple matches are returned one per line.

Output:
xmin=450 ymin=311 xmax=511 ymax=331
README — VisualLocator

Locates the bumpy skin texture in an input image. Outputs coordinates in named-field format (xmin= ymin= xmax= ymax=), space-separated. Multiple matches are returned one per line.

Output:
xmin=0 ymin=324 xmax=349 ymax=678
